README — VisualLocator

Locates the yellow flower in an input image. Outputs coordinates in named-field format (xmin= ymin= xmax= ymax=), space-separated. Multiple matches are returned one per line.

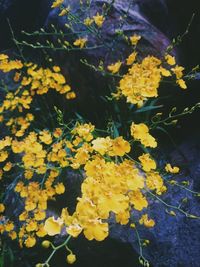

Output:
xmin=177 ymin=79 xmax=187 ymax=89
xmin=67 ymin=253 xmax=76 ymax=264
xmin=130 ymin=35 xmax=141 ymax=45
xmin=109 ymin=136 xmax=131 ymax=157
xmin=83 ymin=220 xmax=108 ymax=241
xmin=59 ymin=7 xmax=70 ymax=16
xmin=0 ymin=54 xmax=8 ymax=60
xmin=5 ymin=222 xmax=14 ymax=232
xmin=19 ymin=211 xmax=28 ymax=221
xmin=26 ymin=220 xmax=38 ymax=232
xmin=139 ymin=153 xmax=156 ymax=172
xmin=172 ymin=65 xmax=184 ymax=79
xmin=92 ymin=137 xmax=112 ymax=155
xmin=55 ymin=183 xmax=65 ymax=194
xmin=97 ymin=194 xmax=129 ymax=219
xmin=165 ymin=163 xmax=179 ymax=174
xmin=107 ymin=61 xmax=122 ymax=74
xmin=66 ymin=91 xmax=76 ymax=99
xmin=160 ymin=67 xmax=171 ymax=77
xmin=51 ymin=0 xmax=64 ymax=8
xmin=44 ymin=216 xmax=63 ymax=236
xmin=73 ymin=38 xmax=87 ymax=48
xmin=36 ymin=225 xmax=47 ymax=237
xmin=130 ymin=123 xmax=157 ymax=148
xmin=71 ymin=123 xmax=95 ymax=141
xmin=34 ymin=210 xmax=46 ymax=221
xmin=129 ymin=191 xmax=148 ymax=211
xmin=0 ymin=151 xmax=8 ymax=162
xmin=93 ymin=13 xmax=105 ymax=27
xmin=146 ymin=171 xmax=166 ymax=195
xmin=8 ymin=231 xmax=17 ymax=240
xmin=84 ymin=17 xmax=94 ymax=26
xmin=24 ymin=236 xmax=36 ymax=248
xmin=139 ymin=214 xmax=155 ymax=228
xmin=115 ymin=210 xmax=130 ymax=225
xmin=0 ymin=203 xmax=5 ymax=213
xmin=3 ymin=162 xmax=12 ymax=171
xmin=66 ymin=224 xmax=82 ymax=237
xmin=53 ymin=128 xmax=63 ymax=138
xmin=165 ymin=54 xmax=176 ymax=65
xmin=126 ymin=52 xmax=137 ymax=65
xmin=39 ymin=130 xmax=52 ymax=144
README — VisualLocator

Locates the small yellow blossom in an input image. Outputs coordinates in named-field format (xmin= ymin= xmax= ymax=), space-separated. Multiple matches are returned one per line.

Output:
xmin=3 ymin=162 xmax=12 ymax=171
xmin=139 ymin=153 xmax=156 ymax=172
xmin=146 ymin=171 xmax=166 ymax=195
xmin=44 ymin=217 xmax=63 ymax=236
xmin=130 ymin=35 xmax=141 ymax=46
xmin=53 ymin=66 xmax=60 ymax=72
xmin=24 ymin=236 xmax=36 ymax=248
xmin=107 ymin=61 xmax=122 ymax=74
xmin=93 ymin=13 xmax=105 ymax=27
xmin=160 ymin=67 xmax=171 ymax=77
xmin=172 ymin=65 xmax=184 ymax=79
xmin=55 ymin=183 xmax=65 ymax=194
xmin=165 ymin=163 xmax=180 ymax=174
xmin=9 ymin=231 xmax=17 ymax=240
xmin=73 ymin=38 xmax=87 ymax=48
xmin=59 ymin=7 xmax=70 ymax=16
xmin=165 ymin=54 xmax=176 ymax=65
xmin=51 ymin=0 xmax=64 ymax=8
xmin=0 ymin=203 xmax=5 ymax=213
xmin=139 ymin=214 xmax=155 ymax=228
xmin=66 ymin=91 xmax=76 ymax=99
xmin=126 ymin=52 xmax=137 ymax=65
xmin=84 ymin=17 xmax=94 ymax=26
xmin=177 ymin=79 xmax=187 ymax=89
xmin=5 ymin=222 xmax=14 ymax=232
xmin=0 ymin=54 xmax=9 ymax=60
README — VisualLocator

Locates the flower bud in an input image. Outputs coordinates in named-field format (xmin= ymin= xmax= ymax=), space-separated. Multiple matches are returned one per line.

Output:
xmin=66 ymin=253 xmax=76 ymax=264
xmin=42 ymin=240 xmax=51 ymax=248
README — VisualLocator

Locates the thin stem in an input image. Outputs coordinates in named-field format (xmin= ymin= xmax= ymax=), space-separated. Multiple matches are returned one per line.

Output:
xmin=45 ymin=235 xmax=72 ymax=264
xmin=146 ymin=189 xmax=200 ymax=219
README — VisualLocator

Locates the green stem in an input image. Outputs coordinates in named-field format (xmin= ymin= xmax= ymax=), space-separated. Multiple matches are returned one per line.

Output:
xmin=45 ymin=236 xmax=72 ymax=265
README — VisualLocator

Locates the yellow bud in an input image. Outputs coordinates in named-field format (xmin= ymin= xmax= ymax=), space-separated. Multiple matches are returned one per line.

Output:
xmin=42 ymin=240 xmax=51 ymax=248
xmin=35 ymin=264 xmax=43 ymax=267
xmin=67 ymin=253 xmax=76 ymax=264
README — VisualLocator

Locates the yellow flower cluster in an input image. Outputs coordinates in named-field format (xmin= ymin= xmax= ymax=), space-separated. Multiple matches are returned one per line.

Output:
xmin=22 ymin=63 xmax=73 ymax=97
xmin=0 ymin=3 xmax=190 ymax=265
xmin=119 ymin=56 xmax=165 ymax=106
xmin=0 ymin=118 xmax=169 ymax=247
xmin=35 ymin=122 xmax=168 ymax=243
xmin=0 ymin=54 xmax=23 ymax=72
xmin=0 ymin=55 xmax=75 ymax=122
xmin=110 ymin=45 xmax=187 ymax=106
xmin=6 ymin=113 xmax=34 ymax=137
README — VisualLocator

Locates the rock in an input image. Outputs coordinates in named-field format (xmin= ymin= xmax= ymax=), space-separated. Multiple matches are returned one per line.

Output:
xmin=45 ymin=0 xmax=174 ymax=65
